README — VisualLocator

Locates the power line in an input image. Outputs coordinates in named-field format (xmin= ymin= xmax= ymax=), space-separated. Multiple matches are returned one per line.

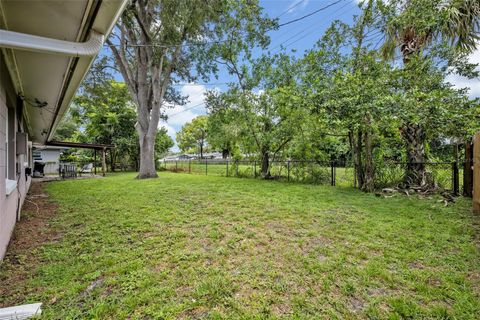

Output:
xmin=268 ymin=2 xmax=331 ymax=45
xmin=167 ymin=102 xmax=205 ymax=118
xmin=272 ymin=0 xmax=354 ymax=52
xmin=373 ymin=35 xmax=385 ymax=50
xmin=172 ymin=82 xmax=227 ymax=86
xmin=278 ymin=0 xmax=344 ymax=27
xmin=105 ymin=1 xmax=345 ymax=50
xmin=270 ymin=0 xmax=353 ymax=51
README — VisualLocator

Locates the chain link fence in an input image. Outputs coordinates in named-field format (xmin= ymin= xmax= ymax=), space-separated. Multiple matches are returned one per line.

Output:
xmin=161 ymin=159 xmax=469 ymax=193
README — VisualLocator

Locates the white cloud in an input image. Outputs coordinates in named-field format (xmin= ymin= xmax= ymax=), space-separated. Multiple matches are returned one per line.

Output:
xmin=160 ymin=123 xmax=176 ymax=138
xmin=446 ymin=48 xmax=480 ymax=98
xmin=159 ymin=122 xmax=180 ymax=152
xmin=159 ymin=83 xmax=216 ymax=151
xmin=286 ymin=0 xmax=310 ymax=15
xmin=163 ymin=84 xmax=208 ymax=126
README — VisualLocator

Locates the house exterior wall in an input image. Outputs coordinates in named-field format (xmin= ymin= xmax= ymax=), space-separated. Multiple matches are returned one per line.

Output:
xmin=33 ymin=148 xmax=62 ymax=174
xmin=0 ymin=52 xmax=32 ymax=260
xmin=41 ymin=149 xmax=61 ymax=174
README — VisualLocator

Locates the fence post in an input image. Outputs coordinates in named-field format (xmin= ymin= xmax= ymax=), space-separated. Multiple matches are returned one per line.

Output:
xmin=452 ymin=161 xmax=459 ymax=195
xmin=188 ymin=159 xmax=191 ymax=173
xmin=330 ymin=161 xmax=333 ymax=186
xmin=235 ymin=160 xmax=239 ymax=177
xmin=473 ymin=131 xmax=480 ymax=214
xmin=205 ymin=159 xmax=208 ymax=175
xmin=175 ymin=160 xmax=178 ymax=172
xmin=254 ymin=161 xmax=256 ymax=178
xmin=226 ymin=160 xmax=229 ymax=177
xmin=287 ymin=161 xmax=290 ymax=182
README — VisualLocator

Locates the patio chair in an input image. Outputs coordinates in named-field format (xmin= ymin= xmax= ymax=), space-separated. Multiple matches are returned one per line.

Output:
xmin=79 ymin=163 xmax=94 ymax=176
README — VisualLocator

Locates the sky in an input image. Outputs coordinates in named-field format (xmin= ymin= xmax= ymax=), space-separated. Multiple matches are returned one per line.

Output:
xmin=116 ymin=0 xmax=480 ymax=151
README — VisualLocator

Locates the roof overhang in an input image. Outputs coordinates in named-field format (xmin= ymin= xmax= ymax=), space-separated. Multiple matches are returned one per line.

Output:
xmin=32 ymin=143 xmax=70 ymax=151
xmin=0 ymin=0 xmax=127 ymax=144
xmin=47 ymin=140 xmax=115 ymax=150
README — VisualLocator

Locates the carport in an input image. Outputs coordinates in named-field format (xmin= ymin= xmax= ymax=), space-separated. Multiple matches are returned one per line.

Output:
xmin=47 ymin=140 xmax=115 ymax=177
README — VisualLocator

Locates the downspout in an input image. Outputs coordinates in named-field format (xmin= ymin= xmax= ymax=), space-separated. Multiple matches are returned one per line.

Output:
xmin=0 ymin=29 xmax=104 ymax=57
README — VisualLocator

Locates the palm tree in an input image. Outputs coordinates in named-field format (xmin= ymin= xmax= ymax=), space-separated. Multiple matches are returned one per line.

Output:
xmin=381 ymin=0 xmax=479 ymax=186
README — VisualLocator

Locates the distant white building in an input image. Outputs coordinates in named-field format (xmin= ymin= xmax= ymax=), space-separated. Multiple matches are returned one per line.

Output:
xmin=160 ymin=152 xmax=224 ymax=161
xmin=32 ymin=145 xmax=69 ymax=174
xmin=202 ymin=152 xmax=223 ymax=159
xmin=160 ymin=154 xmax=198 ymax=161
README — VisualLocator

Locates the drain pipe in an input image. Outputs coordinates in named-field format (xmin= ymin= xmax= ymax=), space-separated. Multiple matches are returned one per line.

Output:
xmin=0 ymin=29 xmax=104 ymax=57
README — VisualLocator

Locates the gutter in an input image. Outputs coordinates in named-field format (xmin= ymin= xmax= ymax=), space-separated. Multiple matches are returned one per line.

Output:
xmin=0 ymin=29 xmax=104 ymax=57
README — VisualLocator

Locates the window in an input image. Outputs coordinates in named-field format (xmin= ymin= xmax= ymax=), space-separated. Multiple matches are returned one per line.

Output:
xmin=32 ymin=149 xmax=42 ymax=161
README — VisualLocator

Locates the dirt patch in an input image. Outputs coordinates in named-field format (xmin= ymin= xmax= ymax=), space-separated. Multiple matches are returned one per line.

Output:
xmin=80 ymin=277 xmax=105 ymax=298
xmin=0 ymin=181 xmax=61 ymax=307
xmin=408 ymin=261 xmax=426 ymax=270
xmin=348 ymin=296 xmax=365 ymax=313
xmin=178 ymin=306 xmax=210 ymax=320
xmin=367 ymin=287 xmax=389 ymax=297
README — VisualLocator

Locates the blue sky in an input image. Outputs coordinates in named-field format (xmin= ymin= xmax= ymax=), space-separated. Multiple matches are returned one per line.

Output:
xmin=109 ymin=0 xmax=479 ymax=150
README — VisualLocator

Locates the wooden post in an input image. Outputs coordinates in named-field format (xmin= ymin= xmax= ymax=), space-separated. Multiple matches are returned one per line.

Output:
xmin=464 ymin=140 xmax=474 ymax=197
xmin=226 ymin=160 xmax=229 ymax=177
xmin=452 ymin=161 xmax=459 ymax=195
xmin=473 ymin=132 xmax=480 ymax=214
xmin=101 ymin=147 xmax=106 ymax=177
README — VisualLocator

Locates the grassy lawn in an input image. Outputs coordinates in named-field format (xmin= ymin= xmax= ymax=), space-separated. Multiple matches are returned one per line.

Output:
xmin=1 ymin=172 xmax=479 ymax=319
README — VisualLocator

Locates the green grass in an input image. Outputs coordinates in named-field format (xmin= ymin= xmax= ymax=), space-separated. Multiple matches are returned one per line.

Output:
xmin=1 ymin=172 xmax=479 ymax=319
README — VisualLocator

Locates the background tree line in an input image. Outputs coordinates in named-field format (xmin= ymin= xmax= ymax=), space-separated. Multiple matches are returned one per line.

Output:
xmin=176 ymin=0 xmax=479 ymax=191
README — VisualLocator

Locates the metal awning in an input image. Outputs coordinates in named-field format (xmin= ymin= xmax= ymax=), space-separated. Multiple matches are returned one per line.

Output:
xmin=47 ymin=140 xmax=114 ymax=150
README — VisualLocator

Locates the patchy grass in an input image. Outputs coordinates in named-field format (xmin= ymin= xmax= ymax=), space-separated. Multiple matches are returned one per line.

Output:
xmin=1 ymin=172 xmax=479 ymax=319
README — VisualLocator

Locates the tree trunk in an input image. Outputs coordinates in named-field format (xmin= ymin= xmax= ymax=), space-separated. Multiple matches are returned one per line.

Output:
xmin=348 ymin=131 xmax=357 ymax=188
xmin=401 ymin=123 xmax=426 ymax=186
xmin=106 ymin=5 xmax=185 ymax=180
xmin=260 ymin=148 xmax=270 ymax=178
xmin=109 ymin=150 xmax=116 ymax=172
xmin=355 ymin=130 xmax=364 ymax=188
xmin=137 ymin=130 xmax=157 ymax=179
xmin=222 ymin=148 xmax=229 ymax=159
xmin=362 ymin=129 xmax=374 ymax=192
xmin=102 ymin=148 xmax=107 ymax=177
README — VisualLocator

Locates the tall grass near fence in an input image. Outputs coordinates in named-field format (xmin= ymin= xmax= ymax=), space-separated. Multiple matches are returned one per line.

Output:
xmin=161 ymin=159 xmax=466 ymax=192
